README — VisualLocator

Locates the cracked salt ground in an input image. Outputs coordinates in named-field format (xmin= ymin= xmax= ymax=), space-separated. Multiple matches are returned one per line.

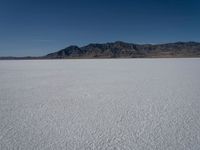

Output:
xmin=0 ymin=58 xmax=200 ymax=149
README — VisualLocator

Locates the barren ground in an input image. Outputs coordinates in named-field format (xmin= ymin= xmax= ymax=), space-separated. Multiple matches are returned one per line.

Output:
xmin=0 ymin=58 xmax=200 ymax=150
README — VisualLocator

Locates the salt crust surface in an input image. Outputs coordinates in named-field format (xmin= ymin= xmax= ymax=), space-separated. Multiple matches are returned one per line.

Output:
xmin=0 ymin=58 xmax=200 ymax=149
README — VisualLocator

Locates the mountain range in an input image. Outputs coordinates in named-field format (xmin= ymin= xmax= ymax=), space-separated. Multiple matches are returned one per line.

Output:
xmin=1 ymin=41 xmax=200 ymax=59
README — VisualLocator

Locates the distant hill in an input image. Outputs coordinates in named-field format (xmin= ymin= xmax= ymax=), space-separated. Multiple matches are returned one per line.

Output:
xmin=0 ymin=56 xmax=43 ymax=60
xmin=46 ymin=41 xmax=200 ymax=58
xmin=1 ymin=41 xmax=200 ymax=60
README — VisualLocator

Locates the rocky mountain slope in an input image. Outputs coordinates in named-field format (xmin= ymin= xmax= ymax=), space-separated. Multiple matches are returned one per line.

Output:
xmin=45 ymin=41 xmax=200 ymax=58
xmin=1 ymin=41 xmax=200 ymax=59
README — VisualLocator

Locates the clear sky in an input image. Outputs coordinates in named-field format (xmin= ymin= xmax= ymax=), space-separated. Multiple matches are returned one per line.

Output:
xmin=0 ymin=0 xmax=200 ymax=56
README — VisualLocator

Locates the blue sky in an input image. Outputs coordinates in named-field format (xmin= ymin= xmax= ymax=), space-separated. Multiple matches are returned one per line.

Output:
xmin=0 ymin=0 xmax=200 ymax=56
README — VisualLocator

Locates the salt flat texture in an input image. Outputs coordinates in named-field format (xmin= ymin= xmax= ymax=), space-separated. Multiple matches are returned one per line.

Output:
xmin=0 ymin=58 xmax=200 ymax=150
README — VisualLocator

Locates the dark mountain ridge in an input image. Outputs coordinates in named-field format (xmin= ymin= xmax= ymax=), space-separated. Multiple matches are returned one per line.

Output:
xmin=45 ymin=41 xmax=200 ymax=58
xmin=1 ymin=41 xmax=200 ymax=60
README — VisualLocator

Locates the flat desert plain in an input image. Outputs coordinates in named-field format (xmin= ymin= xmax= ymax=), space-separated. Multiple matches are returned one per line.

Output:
xmin=0 ymin=58 xmax=200 ymax=150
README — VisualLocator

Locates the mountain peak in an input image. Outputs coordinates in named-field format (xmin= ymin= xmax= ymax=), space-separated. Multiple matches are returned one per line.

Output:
xmin=45 ymin=41 xmax=200 ymax=58
xmin=65 ymin=45 xmax=80 ymax=50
